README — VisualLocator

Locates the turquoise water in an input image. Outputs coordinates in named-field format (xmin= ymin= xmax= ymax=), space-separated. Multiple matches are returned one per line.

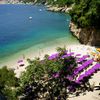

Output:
xmin=0 ymin=4 xmax=78 ymax=64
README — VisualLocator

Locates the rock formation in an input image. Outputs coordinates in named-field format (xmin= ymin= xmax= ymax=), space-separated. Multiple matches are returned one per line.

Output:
xmin=70 ymin=21 xmax=100 ymax=47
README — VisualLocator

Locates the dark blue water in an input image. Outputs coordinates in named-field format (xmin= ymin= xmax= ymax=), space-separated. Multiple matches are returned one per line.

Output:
xmin=0 ymin=4 xmax=75 ymax=61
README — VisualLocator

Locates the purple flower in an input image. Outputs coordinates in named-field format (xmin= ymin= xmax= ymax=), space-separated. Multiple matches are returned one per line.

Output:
xmin=48 ymin=53 xmax=59 ymax=60
xmin=61 ymin=52 xmax=74 ymax=59
xmin=52 ymin=72 xmax=59 ymax=78
xmin=68 ymin=86 xmax=76 ymax=92
xmin=67 ymin=76 xmax=73 ymax=80
xmin=61 ymin=54 xmax=68 ymax=59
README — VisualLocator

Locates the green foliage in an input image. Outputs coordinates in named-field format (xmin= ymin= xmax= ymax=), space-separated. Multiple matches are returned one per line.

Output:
xmin=22 ymin=0 xmax=35 ymax=3
xmin=70 ymin=0 xmax=100 ymax=28
xmin=18 ymin=48 xmax=79 ymax=99
xmin=0 ymin=66 xmax=19 ymax=100
xmin=2 ymin=88 xmax=18 ymax=100
xmin=0 ymin=48 xmax=94 ymax=99
xmin=56 ymin=47 xmax=66 ymax=53
xmin=21 ymin=0 xmax=100 ymax=28
xmin=20 ymin=56 xmax=63 ymax=87
xmin=56 ymin=0 xmax=75 ymax=7
xmin=0 ymin=66 xmax=17 ymax=88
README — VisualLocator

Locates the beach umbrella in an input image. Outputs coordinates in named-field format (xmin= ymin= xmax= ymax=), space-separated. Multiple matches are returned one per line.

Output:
xmin=18 ymin=60 xmax=23 ymax=63
xmin=17 ymin=60 xmax=24 ymax=67
xmin=96 ymin=48 xmax=100 ymax=52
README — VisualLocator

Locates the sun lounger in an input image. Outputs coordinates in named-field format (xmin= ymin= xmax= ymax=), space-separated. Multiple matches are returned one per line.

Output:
xmin=75 ymin=63 xmax=100 ymax=84
xmin=77 ymin=55 xmax=89 ymax=62
xmin=74 ymin=59 xmax=93 ymax=75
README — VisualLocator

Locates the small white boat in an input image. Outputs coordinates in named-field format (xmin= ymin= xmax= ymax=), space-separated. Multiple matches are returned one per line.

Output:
xmin=39 ymin=9 xmax=42 ymax=11
xmin=29 ymin=16 xmax=32 ymax=20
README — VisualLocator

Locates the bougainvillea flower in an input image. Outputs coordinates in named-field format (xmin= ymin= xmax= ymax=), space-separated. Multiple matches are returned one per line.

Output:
xmin=48 ymin=53 xmax=59 ymax=60
xmin=52 ymin=72 xmax=59 ymax=78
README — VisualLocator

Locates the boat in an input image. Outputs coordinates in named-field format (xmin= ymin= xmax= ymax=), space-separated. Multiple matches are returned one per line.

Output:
xmin=39 ymin=9 xmax=42 ymax=11
xmin=29 ymin=16 xmax=32 ymax=20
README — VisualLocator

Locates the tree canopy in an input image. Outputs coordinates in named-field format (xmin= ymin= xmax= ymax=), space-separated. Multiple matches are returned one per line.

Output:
xmin=0 ymin=66 xmax=19 ymax=100
xmin=70 ymin=0 xmax=100 ymax=28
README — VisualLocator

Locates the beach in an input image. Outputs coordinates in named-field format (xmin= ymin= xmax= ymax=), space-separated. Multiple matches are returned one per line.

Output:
xmin=2 ymin=42 xmax=99 ymax=79
xmin=69 ymin=90 xmax=100 ymax=100
xmin=1 ymin=42 xmax=99 ymax=100
xmin=0 ymin=1 xmax=99 ymax=100
xmin=1 ymin=39 xmax=100 ymax=100
xmin=0 ymin=4 xmax=99 ymax=100
xmin=69 ymin=71 xmax=100 ymax=100
xmin=0 ymin=36 xmax=80 ymax=77
xmin=0 ymin=4 xmax=72 ymax=65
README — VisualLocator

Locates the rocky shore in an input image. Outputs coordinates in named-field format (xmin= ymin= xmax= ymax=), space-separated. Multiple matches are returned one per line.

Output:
xmin=44 ymin=2 xmax=100 ymax=47
xmin=46 ymin=5 xmax=73 ymax=13
xmin=69 ymin=21 xmax=100 ymax=46
xmin=69 ymin=21 xmax=80 ymax=39
xmin=46 ymin=4 xmax=100 ymax=47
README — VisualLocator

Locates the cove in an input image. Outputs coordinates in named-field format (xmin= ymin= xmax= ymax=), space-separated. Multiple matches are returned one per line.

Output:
xmin=0 ymin=4 xmax=79 ymax=65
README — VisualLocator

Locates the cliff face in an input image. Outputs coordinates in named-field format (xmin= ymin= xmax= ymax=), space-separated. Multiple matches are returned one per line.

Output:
xmin=70 ymin=22 xmax=100 ymax=47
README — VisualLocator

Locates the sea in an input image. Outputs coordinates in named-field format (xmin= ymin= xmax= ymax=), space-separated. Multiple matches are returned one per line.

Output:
xmin=0 ymin=4 xmax=79 ymax=66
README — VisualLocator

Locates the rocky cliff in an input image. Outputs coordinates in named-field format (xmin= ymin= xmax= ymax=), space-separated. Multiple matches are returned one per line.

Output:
xmin=70 ymin=22 xmax=100 ymax=47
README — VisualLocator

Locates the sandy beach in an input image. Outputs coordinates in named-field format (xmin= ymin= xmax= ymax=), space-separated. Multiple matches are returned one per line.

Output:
xmin=2 ymin=44 xmax=99 ymax=78
xmin=0 ymin=38 xmax=99 ymax=100
xmin=13 ymin=44 xmax=100 ymax=100
xmin=69 ymin=90 xmax=100 ymax=100
xmin=0 ymin=1 xmax=99 ymax=100
xmin=0 ymin=36 xmax=80 ymax=76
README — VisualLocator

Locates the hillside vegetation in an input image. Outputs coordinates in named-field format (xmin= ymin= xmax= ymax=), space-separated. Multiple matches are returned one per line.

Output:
xmin=70 ymin=0 xmax=100 ymax=28
xmin=22 ymin=0 xmax=100 ymax=29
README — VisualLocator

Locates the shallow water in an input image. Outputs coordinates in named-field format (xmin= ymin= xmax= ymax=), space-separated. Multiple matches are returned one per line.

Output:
xmin=0 ymin=4 xmax=79 ymax=65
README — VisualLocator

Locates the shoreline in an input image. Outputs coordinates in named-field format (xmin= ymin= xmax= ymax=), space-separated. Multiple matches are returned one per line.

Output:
xmin=0 ymin=36 xmax=79 ymax=66
xmin=0 ymin=3 xmax=100 ymax=100
xmin=0 ymin=3 xmax=80 ymax=77
xmin=0 ymin=3 xmax=99 ymax=77
xmin=46 ymin=4 xmax=73 ymax=13
xmin=0 ymin=37 xmax=80 ymax=77
xmin=2 ymin=43 xmax=98 ymax=78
